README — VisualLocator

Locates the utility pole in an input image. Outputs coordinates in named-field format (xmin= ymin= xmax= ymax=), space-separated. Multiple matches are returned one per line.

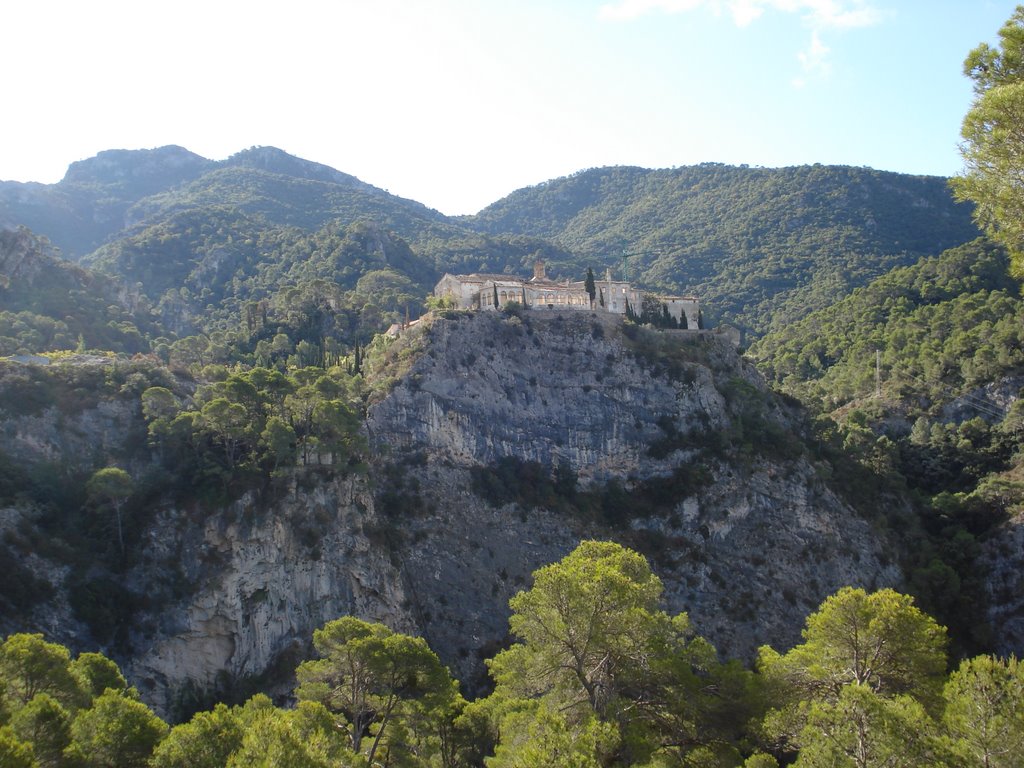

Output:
xmin=875 ymin=349 xmax=881 ymax=398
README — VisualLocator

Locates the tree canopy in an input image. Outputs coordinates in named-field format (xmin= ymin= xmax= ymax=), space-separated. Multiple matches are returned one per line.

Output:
xmin=953 ymin=5 xmax=1024 ymax=276
xmin=3 ymin=555 xmax=1024 ymax=766
xmin=488 ymin=540 xmax=757 ymax=766
xmin=295 ymin=616 xmax=458 ymax=766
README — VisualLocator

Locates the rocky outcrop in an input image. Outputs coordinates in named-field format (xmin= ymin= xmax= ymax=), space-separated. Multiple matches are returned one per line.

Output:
xmin=941 ymin=374 xmax=1024 ymax=424
xmin=367 ymin=311 xmax=902 ymax=680
xmin=367 ymin=311 xmax=733 ymax=481
xmin=125 ymin=475 xmax=413 ymax=716
xmin=983 ymin=510 xmax=1024 ymax=655
xmin=1 ymin=310 xmax=905 ymax=714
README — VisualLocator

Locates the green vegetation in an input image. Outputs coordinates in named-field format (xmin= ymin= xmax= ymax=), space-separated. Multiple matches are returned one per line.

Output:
xmin=0 ymin=228 xmax=154 ymax=356
xmin=86 ymin=213 xmax=433 ymax=349
xmin=5 ymin=543 xmax=1024 ymax=767
xmin=485 ymin=541 xmax=757 ymax=767
xmin=0 ymin=356 xmax=369 ymax=647
xmin=295 ymin=616 xmax=459 ymax=766
xmin=749 ymin=238 xmax=1023 ymax=653
xmin=466 ymin=163 xmax=980 ymax=335
xmin=750 ymin=239 xmax=1022 ymax=406
xmin=759 ymin=587 xmax=948 ymax=764
xmin=953 ymin=5 xmax=1024 ymax=277
xmin=0 ymin=633 xmax=167 ymax=767
xmin=140 ymin=365 xmax=366 ymax=491
xmin=85 ymin=467 xmax=134 ymax=554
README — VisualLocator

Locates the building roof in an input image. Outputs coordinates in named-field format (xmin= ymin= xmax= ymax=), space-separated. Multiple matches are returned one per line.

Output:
xmin=442 ymin=273 xmax=517 ymax=284
xmin=444 ymin=273 xmax=579 ymax=290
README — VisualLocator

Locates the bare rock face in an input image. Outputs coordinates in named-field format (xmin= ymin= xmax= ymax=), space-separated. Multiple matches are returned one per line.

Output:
xmin=124 ymin=475 xmax=414 ymax=716
xmin=1 ymin=310 xmax=904 ymax=714
xmin=366 ymin=311 xmax=902 ymax=683
xmin=367 ymin=311 xmax=733 ymax=481
xmin=982 ymin=509 xmax=1024 ymax=655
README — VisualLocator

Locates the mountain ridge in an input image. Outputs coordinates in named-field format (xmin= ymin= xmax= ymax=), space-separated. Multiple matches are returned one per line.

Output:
xmin=0 ymin=146 xmax=981 ymax=340
xmin=0 ymin=145 xmax=445 ymax=261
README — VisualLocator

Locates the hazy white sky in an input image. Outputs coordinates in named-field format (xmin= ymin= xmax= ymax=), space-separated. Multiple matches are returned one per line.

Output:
xmin=1 ymin=0 xmax=1016 ymax=215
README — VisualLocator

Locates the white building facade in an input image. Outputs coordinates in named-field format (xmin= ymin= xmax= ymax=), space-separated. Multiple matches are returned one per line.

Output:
xmin=434 ymin=262 xmax=700 ymax=328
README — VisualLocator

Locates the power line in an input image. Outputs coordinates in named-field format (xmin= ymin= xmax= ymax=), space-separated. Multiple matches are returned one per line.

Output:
xmin=879 ymin=358 xmax=1010 ymax=422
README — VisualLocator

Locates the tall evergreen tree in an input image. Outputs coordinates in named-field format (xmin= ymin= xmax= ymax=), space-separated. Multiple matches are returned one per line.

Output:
xmin=952 ymin=6 xmax=1024 ymax=276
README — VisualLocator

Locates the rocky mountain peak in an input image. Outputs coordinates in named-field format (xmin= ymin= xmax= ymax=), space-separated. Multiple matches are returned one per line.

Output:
xmin=221 ymin=146 xmax=372 ymax=190
xmin=61 ymin=145 xmax=214 ymax=192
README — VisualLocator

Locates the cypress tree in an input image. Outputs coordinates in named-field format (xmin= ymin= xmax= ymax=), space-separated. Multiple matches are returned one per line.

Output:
xmin=585 ymin=267 xmax=596 ymax=307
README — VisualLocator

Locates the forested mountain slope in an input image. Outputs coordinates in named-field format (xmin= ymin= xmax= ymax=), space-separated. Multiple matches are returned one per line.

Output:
xmin=749 ymin=238 xmax=1024 ymax=651
xmin=0 ymin=146 xmax=215 ymax=258
xmin=750 ymin=238 xmax=1023 ymax=406
xmin=1 ymin=147 xmax=583 ymax=345
xmin=3 ymin=148 xmax=982 ymax=341
xmin=0 ymin=227 xmax=158 ymax=355
xmin=0 ymin=146 xmax=442 ymax=261
xmin=0 ymin=145 xmax=571 ymax=279
xmin=464 ymin=164 xmax=981 ymax=334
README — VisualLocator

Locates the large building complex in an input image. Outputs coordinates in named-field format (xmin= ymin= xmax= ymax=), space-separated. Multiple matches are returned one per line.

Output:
xmin=434 ymin=262 xmax=700 ymax=329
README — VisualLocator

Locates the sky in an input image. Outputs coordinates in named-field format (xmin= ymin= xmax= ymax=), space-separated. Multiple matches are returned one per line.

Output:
xmin=1 ymin=0 xmax=1017 ymax=216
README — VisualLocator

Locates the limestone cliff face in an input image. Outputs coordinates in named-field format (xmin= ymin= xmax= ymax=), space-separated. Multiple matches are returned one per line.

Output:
xmin=367 ymin=311 xmax=732 ymax=481
xmin=983 ymin=512 xmax=1024 ymax=655
xmin=124 ymin=476 xmax=413 ymax=715
xmin=366 ymin=311 xmax=902 ymax=682
xmin=1 ymin=311 xmax=905 ymax=714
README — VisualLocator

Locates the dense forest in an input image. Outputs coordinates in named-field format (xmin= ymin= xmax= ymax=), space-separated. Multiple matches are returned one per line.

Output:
xmin=2 ymin=542 xmax=1022 ymax=768
xmin=749 ymin=238 xmax=1024 ymax=648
